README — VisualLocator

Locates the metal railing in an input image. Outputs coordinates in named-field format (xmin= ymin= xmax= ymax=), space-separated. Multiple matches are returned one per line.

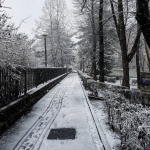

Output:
xmin=0 ymin=67 xmax=68 ymax=108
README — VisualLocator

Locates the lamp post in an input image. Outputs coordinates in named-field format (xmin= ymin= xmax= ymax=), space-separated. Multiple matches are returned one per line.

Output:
xmin=43 ymin=34 xmax=47 ymax=67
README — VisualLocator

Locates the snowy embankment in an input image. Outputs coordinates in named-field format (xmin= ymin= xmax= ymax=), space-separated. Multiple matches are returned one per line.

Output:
xmin=78 ymin=70 xmax=150 ymax=150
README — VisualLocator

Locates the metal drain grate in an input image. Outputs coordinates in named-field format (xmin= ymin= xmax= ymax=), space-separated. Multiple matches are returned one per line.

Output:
xmin=47 ymin=128 xmax=76 ymax=140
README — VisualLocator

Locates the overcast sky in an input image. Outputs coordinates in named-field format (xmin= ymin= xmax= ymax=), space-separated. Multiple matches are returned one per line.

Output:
xmin=3 ymin=0 xmax=74 ymax=38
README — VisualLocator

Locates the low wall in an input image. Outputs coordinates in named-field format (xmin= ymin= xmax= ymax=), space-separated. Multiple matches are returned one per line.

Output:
xmin=109 ymin=69 xmax=137 ymax=78
xmin=0 ymin=67 xmax=68 ymax=108
xmin=0 ymin=73 xmax=68 ymax=134
xmin=78 ymin=71 xmax=150 ymax=106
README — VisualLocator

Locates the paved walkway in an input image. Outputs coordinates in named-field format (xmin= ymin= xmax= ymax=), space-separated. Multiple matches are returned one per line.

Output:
xmin=0 ymin=71 xmax=104 ymax=150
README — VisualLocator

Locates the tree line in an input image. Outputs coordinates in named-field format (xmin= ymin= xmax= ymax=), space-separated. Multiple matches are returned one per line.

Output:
xmin=74 ymin=0 xmax=150 ymax=88
xmin=0 ymin=11 xmax=36 ymax=68
xmin=0 ymin=0 xmax=74 ymax=69
xmin=33 ymin=0 xmax=74 ymax=68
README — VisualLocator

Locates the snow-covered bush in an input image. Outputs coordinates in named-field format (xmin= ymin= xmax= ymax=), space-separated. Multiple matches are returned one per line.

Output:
xmin=79 ymin=71 xmax=150 ymax=149
xmin=107 ymin=77 xmax=116 ymax=83
xmin=104 ymin=76 xmax=107 ymax=81
xmin=100 ymin=89 xmax=150 ymax=149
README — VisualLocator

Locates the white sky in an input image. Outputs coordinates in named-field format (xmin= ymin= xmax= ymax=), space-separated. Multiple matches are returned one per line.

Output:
xmin=3 ymin=0 xmax=74 ymax=38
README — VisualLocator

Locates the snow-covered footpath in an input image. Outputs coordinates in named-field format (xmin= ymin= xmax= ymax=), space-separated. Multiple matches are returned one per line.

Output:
xmin=90 ymin=100 xmax=121 ymax=150
xmin=0 ymin=71 xmax=120 ymax=150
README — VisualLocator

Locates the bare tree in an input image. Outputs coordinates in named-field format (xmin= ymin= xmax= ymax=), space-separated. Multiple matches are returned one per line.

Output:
xmin=136 ymin=0 xmax=150 ymax=48
xmin=110 ymin=0 xmax=141 ymax=88
xmin=34 ymin=0 xmax=74 ymax=67
xmin=99 ymin=0 xmax=104 ymax=82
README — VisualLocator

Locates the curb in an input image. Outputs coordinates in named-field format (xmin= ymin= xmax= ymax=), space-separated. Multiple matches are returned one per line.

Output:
xmin=79 ymin=75 xmax=112 ymax=150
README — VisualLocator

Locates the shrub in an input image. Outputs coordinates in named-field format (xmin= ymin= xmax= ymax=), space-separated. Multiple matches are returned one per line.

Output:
xmin=104 ymin=76 xmax=108 ymax=81
xmin=107 ymin=77 xmax=116 ymax=83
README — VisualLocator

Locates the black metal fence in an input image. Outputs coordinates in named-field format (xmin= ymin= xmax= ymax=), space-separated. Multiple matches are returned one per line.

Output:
xmin=0 ymin=67 xmax=68 ymax=108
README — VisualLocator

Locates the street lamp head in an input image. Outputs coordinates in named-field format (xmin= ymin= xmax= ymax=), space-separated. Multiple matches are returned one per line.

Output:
xmin=43 ymin=34 xmax=47 ymax=38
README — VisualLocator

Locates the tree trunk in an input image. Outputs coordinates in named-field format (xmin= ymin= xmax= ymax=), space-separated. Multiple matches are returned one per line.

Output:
xmin=91 ymin=0 xmax=97 ymax=81
xmin=136 ymin=0 xmax=150 ymax=48
xmin=136 ymin=49 xmax=140 ymax=89
xmin=110 ymin=0 xmax=141 ymax=88
xmin=93 ymin=41 xmax=97 ymax=80
xmin=90 ymin=62 xmax=93 ymax=76
xmin=99 ymin=0 xmax=104 ymax=82
xmin=136 ymin=25 xmax=141 ymax=89
xmin=61 ymin=49 xmax=64 ymax=67
xmin=82 ymin=58 xmax=85 ymax=72
xmin=80 ymin=60 xmax=83 ymax=70
xmin=49 ymin=5 xmax=56 ymax=67
xmin=145 ymin=41 xmax=150 ymax=71
xmin=118 ymin=0 xmax=130 ymax=88
xmin=110 ymin=0 xmax=120 ymax=39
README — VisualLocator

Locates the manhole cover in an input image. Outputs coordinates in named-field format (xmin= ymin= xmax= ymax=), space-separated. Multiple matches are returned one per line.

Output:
xmin=47 ymin=128 xmax=76 ymax=140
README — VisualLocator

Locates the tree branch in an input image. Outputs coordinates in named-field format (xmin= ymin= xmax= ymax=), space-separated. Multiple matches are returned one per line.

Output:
xmin=109 ymin=0 xmax=120 ymax=39
xmin=127 ymin=27 xmax=141 ymax=62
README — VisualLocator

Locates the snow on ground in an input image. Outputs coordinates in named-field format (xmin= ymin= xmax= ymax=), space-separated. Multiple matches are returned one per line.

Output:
xmin=90 ymin=100 xmax=121 ymax=150
xmin=0 ymin=72 xmax=105 ymax=150
xmin=0 ymin=81 xmax=63 ymax=150
xmin=85 ymin=88 xmax=121 ymax=150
